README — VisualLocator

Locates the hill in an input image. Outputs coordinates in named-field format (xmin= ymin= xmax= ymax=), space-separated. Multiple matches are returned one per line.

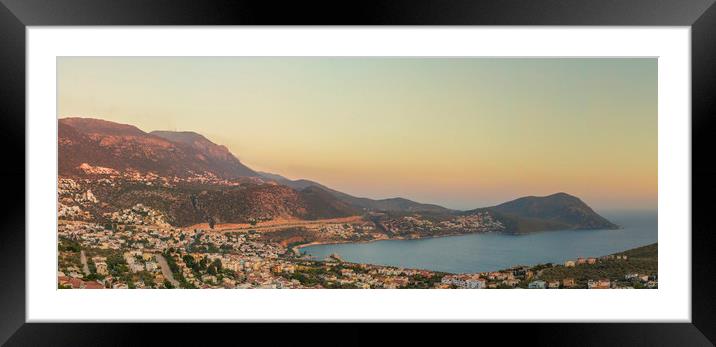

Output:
xmin=150 ymin=130 xmax=256 ymax=177
xmin=537 ymin=243 xmax=657 ymax=285
xmin=59 ymin=118 xmax=257 ymax=178
xmin=469 ymin=193 xmax=618 ymax=233
xmin=59 ymin=117 xmax=617 ymax=233
xmin=82 ymin=181 xmax=357 ymax=228
xmin=258 ymin=172 xmax=452 ymax=213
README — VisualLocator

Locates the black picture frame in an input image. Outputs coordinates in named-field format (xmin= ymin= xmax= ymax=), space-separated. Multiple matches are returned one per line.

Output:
xmin=1 ymin=0 xmax=714 ymax=345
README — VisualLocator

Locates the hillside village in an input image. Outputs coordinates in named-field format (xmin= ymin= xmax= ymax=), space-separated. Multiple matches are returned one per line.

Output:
xmin=56 ymin=117 xmax=655 ymax=290
xmin=58 ymin=175 xmax=657 ymax=290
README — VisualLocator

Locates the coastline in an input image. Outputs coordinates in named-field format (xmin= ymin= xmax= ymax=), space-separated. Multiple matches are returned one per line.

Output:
xmin=292 ymin=230 xmax=485 ymax=255
xmin=291 ymin=219 xmax=637 ymax=255
xmin=292 ymin=226 xmax=601 ymax=254
xmin=292 ymin=230 xmax=517 ymax=275
xmin=294 ymin=230 xmax=657 ymax=275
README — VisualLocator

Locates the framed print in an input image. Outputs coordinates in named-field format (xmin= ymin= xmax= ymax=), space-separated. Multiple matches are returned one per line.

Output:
xmin=2 ymin=0 xmax=715 ymax=345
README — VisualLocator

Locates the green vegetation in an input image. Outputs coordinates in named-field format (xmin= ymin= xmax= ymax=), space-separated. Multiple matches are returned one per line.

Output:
xmin=404 ymin=274 xmax=444 ymax=289
xmin=531 ymin=263 xmax=554 ymax=271
xmin=207 ymin=259 xmax=222 ymax=275
xmin=162 ymin=250 xmax=181 ymax=275
xmin=58 ymin=238 xmax=81 ymax=252
xmin=88 ymin=258 xmax=98 ymax=274
xmin=58 ymin=240 xmax=82 ymax=271
xmin=538 ymin=243 xmax=657 ymax=284
xmin=282 ymin=265 xmax=333 ymax=287
xmin=179 ymin=276 xmax=196 ymax=289
xmin=84 ymin=272 xmax=103 ymax=281
xmin=106 ymin=253 xmax=129 ymax=277
xmin=621 ymin=243 xmax=658 ymax=259
xmin=162 ymin=250 xmax=197 ymax=288
xmin=137 ymin=271 xmax=156 ymax=287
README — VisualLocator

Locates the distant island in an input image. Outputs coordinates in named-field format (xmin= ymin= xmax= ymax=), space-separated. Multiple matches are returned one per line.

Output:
xmin=57 ymin=117 xmax=632 ymax=290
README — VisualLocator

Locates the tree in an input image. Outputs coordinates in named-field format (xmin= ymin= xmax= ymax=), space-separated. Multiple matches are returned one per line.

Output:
xmin=58 ymin=238 xmax=81 ymax=252
xmin=106 ymin=253 xmax=128 ymax=276
xmin=207 ymin=258 xmax=222 ymax=275
xmin=84 ymin=273 xmax=102 ymax=281
xmin=183 ymin=255 xmax=195 ymax=268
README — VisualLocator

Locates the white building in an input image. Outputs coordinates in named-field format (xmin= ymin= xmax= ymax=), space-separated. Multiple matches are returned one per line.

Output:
xmin=466 ymin=279 xmax=487 ymax=289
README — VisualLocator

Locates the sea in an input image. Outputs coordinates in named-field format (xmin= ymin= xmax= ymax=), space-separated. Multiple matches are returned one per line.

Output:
xmin=299 ymin=210 xmax=658 ymax=274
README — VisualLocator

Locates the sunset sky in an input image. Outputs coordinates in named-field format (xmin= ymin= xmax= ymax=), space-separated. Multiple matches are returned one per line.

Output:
xmin=57 ymin=57 xmax=657 ymax=211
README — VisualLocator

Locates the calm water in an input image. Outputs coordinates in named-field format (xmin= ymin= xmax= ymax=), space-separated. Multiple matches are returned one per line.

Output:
xmin=300 ymin=211 xmax=657 ymax=274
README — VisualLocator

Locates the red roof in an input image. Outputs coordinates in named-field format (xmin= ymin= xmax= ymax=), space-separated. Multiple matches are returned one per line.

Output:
xmin=83 ymin=281 xmax=105 ymax=289
xmin=69 ymin=278 xmax=84 ymax=289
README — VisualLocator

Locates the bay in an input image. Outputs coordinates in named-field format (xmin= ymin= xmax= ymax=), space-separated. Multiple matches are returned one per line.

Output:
xmin=299 ymin=210 xmax=658 ymax=274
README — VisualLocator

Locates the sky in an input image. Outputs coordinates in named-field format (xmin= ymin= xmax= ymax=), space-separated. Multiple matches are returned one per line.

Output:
xmin=57 ymin=57 xmax=657 ymax=211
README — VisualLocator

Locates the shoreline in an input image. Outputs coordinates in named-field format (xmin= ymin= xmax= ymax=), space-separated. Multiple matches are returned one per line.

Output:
xmin=292 ymin=230 xmax=483 ymax=254
xmin=291 ymin=226 xmax=587 ymax=254
xmin=291 ymin=230 xmax=520 ymax=275
xmin=291 ymin=223 xmax=632 ymax=254
xmin=293 ymin=233 xmax=656 ymax=275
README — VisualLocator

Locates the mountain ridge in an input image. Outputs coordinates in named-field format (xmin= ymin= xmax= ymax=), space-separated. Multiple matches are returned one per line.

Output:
xmin=59 ymin=117 xmax=258 ymax=178
xmin=257 ymin=172 xmax=452 ymax=213
xmin=469 ymin=192 xmax=619 ymax=233
xmin=59 ymin=117 xmax=618 ymax=232
xmin=150 ymin=130 xmax=257 ymax=177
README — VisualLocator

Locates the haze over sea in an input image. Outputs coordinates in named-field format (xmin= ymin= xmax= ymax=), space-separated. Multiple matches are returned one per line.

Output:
xmin=300 ymin=210 xmax=657 ymax=274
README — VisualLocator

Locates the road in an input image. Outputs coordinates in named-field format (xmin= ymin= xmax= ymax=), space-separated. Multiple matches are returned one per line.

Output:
xmin=155 ymin=254 xmax=180 ymax=287
xmin=80 ymin=250 xmax=90 ymax=276
xmin=188 ymin=216 xmax=366 ymax=233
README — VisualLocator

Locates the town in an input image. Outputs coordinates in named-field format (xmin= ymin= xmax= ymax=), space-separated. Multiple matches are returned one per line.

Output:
xmin=378 ymin=212 xmax=505 ymax=238
xmin=57 ymin=175 xmax=657 ymax=289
